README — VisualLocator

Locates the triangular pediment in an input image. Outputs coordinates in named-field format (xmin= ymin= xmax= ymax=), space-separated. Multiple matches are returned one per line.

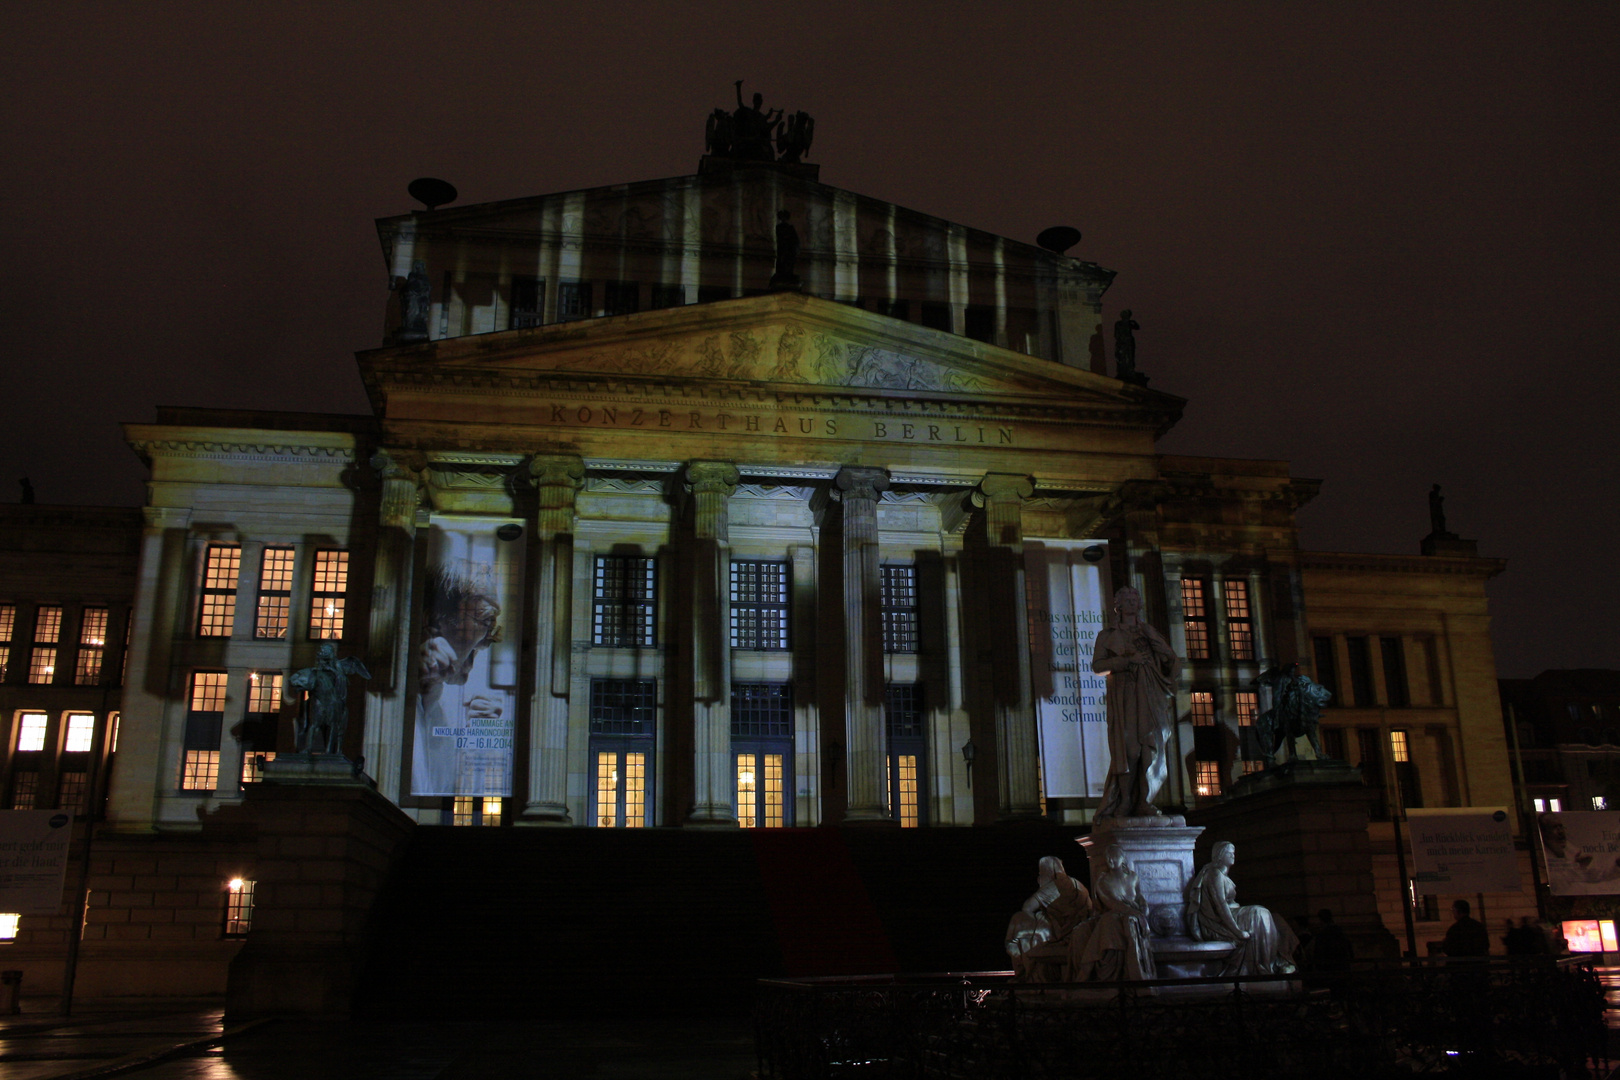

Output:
xmin=363 ymin=292 xmax=1162 ymax=411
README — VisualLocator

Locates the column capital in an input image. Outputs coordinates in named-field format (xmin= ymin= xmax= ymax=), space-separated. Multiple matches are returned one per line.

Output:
xmin=977 ymin=473 xmax=1034 ymax=503
xmin=685 ymin=460 xmax=740 ymax=498
xmin=371 ymin=450 xmax=426 ymax=528
xmin=142 ymin=506 xmax=191 ymax=531
xmin=835 ymin=466 xmax=889 ymax=503
xmin=528 ymin=454 xmax=585 ymax=490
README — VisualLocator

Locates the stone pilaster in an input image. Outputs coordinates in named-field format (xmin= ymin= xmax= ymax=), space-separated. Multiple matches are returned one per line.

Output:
xmin=686 ymin=462 xmax=741 ymax=825
xmin=979 ymin=473 xmax=1041 ymax=819
xmin=837 ymin=466 xmax=890 ymax=823
xmin=520 ymin=454 xmax=584 ymax=825
xmin=361 ymin=451 xmax=423 ymax=798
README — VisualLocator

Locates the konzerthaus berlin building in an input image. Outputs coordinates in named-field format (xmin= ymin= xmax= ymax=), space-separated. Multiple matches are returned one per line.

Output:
xmin=0 ymin=144 xmax=1529 ymax=989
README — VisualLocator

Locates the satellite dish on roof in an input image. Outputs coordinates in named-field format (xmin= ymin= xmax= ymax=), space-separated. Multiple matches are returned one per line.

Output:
xmin=408 ymin=177 xmax=458 ymax=211
xmin=1036 ymin=225 xmax=1082 ymax=255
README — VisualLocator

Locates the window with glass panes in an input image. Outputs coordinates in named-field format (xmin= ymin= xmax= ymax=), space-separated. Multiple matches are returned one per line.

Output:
xmin=309 ymin=550 xmax=348 ymax=640
xmin=181 ymin=672 xmax=227 ymax=791
xmin=1357 ymin=727 xmax=1388 ymax=819
xmin=556 ymin=281 xmax=592 ymax=320
xmin=881 ymin=566 xmax=918 ymax=653
xmin=1195 ymin=760 xmax=1223 ymax=796
xmin=1346 ymin=637 xmax=1376 ymax=707
xmin=593 ymin=556 xmax=656 ymax=647
xmin=30 ymin=605 xmax=62 ymax=684
xmin=452 ymin=796 xmax=503 ymax=826
xmin=57 ymin=712 xmax=95 ymax=814
xmin=1223 ymin=580 xmax=1255 ymax=660
xmin=1190 ymin=690 xmax=1222 ymax=771
xmin=1235 ymin=689 xmax=1263 ymax=769
xmin=198 ymin=545 xmax=240 ymax=637
xmin=255 ymin=547 xmax=295 ymax=639
xmin=508 ymin=275 xmax=545 ymax=329
xmin=0 ymin=603 xmax=15 ymax=682
xmin=9 ymin=711 xmax=47 ymax=810
xmin=589 ymin=679 xmax=655 ymax=827
xmin=75 ymin=608 xmax=108 ymax=685
xmin=732 ymin=683 xmax=792 ymax=828
xmin=1390 ymin=728 xmax=1422 ymax=808
xmin=1380 ymin=637 xmax=1409 ymax=707
xmin=885 ymin=684 xmax=927 ymax=827
xmin=730 ymin=561 xmax=789 ymax=649
xmin=241 ymin=672 xmax=281 ymax=784
xmin=224 ymin=879 xmax=255 ymax=936
xmin=1180 ymin=579 xmax=1212 ymax=660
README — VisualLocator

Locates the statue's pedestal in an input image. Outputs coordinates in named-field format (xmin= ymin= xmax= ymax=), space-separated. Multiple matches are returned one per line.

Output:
xmin=1080 ymin=815 xmax=1234 ymax=977
xmin=258 ymin=752 xmax=371 ymax=787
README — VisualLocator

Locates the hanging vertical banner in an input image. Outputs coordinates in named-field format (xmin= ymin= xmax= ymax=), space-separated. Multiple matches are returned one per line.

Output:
xmin=1025 ymin=542 xmax=1111 ymax=799
xmin=411 ymin=518 xmax=525 ymax=797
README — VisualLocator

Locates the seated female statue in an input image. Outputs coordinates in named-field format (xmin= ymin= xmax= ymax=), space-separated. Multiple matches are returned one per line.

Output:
xmin=1006 ymin=856 xmax=1092 ymax=977
xmin=1185 ymin=841 xmax=1299 ymax=975
xmin=1066 ymin=843 xmax=1158 ymax=981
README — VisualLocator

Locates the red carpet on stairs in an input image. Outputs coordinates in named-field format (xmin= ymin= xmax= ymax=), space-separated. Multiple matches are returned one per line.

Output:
xmin=751 ymin=829 xmax=900 ymax=976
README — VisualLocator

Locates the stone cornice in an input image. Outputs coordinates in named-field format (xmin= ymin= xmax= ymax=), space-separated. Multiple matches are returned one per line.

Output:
xmin=125 ymin=427 xmax=358 ymax=467
xmin=1298 ymin=550 xmax=1507 ymax=579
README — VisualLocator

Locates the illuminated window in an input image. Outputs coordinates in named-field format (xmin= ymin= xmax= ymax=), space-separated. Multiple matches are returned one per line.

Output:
xmin=556 ymin=281 xmax=592 ymax=321
xmin=181 ymin=751 xmax=219 ymax=791
xmin=730 ymin=561 xmax=790 ymax=649
xmin=886 ymin=684 xmax=926 ymax=827
xmin=894 ymin=755 xmax=920 ymax=827
xmin=241 ymin=751 xmax=275 ymax=784
xmin=1181 ymin=579 xmax=1211 ymax=660
xmin=248 ymin=671 xmax=281 ymax=714
xmin=1190 ymin=691 xmax=1216 ymax=726
xmin=592 ymin=556 xmax=656 ymax=647
xmin=181 ymin=672 xmax=227 ymax=792
xmin=452 ymin=795 xmax=503 ymax=826
xmin=1195 ymin=760 xmax=1223 ymax=796
xmin=75 ymin=607 xmax=108 ymax=685
xmin=0 ymin=914 xmax=19 ymax=942
xmin=15 ymin=712 xmax=47 ymax=752
xmin=30 ymin=605 xmax=62 ymax=684
xmin=733 ymin=684 xmax=792 ymax=828
xmin=1534 ymin=797 xmax=1563 ymax=813
xmin=1389 ymin=728 xmax=1422 ymax=808
xmin=309 ymin=550 xmax=348 ymax=640
xmin=734 ymin=753 xmax=785 ymax=829
xmin=240 ymin=671 xmax=281 ymax=788
xmin=255 ymin=547 xmax=295 ymax=639
xmin=590 ymin=679 xmax=655 ymax=827
xmin=1234 ymin=691 xmax=1257 ymax=727
xmin=880 ymin=566 xmax=918 ymax=653
xmin=594 ymin=752 xmax=645 ymax=828
xmin=1223 ymin=580 xmax=1254 ymax=660
xmin=63 ymin=713 xmax=94 ymax=753
xmin=34 ymin=605 xmax=62 ymax=643
xmin=198 ymin=546 xmax=240 ymax=637
xmin=108 ymin=711 xmax=120 ymax=753
xmin=1242 ymin=759 xmax=1265 ymax=775
xmin=224 ymin=879 xmax=255 ymax=937
xmin=1390 ymin=729 xmax=1410 ymax=762
xmin=0 ymin=602 xmax=12 ymax=681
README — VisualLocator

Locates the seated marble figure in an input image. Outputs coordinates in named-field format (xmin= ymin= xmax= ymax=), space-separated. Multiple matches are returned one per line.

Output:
xmin=1066 ymin=843 xmax=1158 ymax=981
xmin=1005 ymin=856 xmax=1092 ymax=979
xmin=1185 ymin=841 xmax=1298 ymax=975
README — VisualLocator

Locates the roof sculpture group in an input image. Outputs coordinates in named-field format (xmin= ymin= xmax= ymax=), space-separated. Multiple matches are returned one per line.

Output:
xmin=706 ymin=81 xmax=815 ymax=164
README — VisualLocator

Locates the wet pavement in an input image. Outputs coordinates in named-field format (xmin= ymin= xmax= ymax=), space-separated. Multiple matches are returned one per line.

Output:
xmin=0 ymin=1002 xmax=758 ymax=1079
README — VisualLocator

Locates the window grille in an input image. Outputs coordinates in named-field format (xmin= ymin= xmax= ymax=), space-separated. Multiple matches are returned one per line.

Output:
xmin=1190 ymin=691 xmax=1216 ymax=726
xmin=731 ymin=683 xmax=792 ymax=738
xmin=30 ymin=605 xmax=63 ymax=684
xmin=1180 ymin=579 xmax=1211 ymax=660
xmin=198 ymin=546 xmax=240 ymax=637
xmin=1234 ymin=691 xmax=1257 ymax=727
xmin=452 ymin=795 xmax=503 ymax=826
xmin=1195 ymin=760 xmax=1223 ymax=796
xmin=508 ymin=276 xmax=545 ymax=329
xmin=182 ymin=672 xmax=227 ymax=791
xmin=592 ymin=556 xmax=656 ymax=647
xmin=75 ymin=608 xmax=108 ymax=685
xmin=880 ymin=566 xmax=919 ymax=653
xmin=556 ymin=281 xmax=593 ymax=320
xmin=594 ymin=752 xmax=646 ymax=828
xmin=735 ymin=753 xmax=785 ymax=829
xmin=57 ymin=771 xmax=88 ymax=814
xmin=248 ymin=671 xmax=281 ymax=714
xmin=1223 ymin=580 xmax=1255 ymax=660
xmin=589 ymin=679 xmax=656 ymax=735
xmin=730 ymin=561 xmax=789 ymax=649
xmin=885 ymin=684 xmax=926 ymax=739
xmin=9 ymin=770 xmax=39 ymax=810
xmin=1242 ymin=759 xmax=1265 ymax=775
xmin=180 ymin=751 xmax=219 ymax=791
xmin=224 ymin=879 xmax=255 ymax=936
xmin=63 ymin=713 xmax=94 ymax=753
xmin=255 ymin=548 xmax=295 ymax=639
xmin=241 ymin=752 xmax=276 ymax=784
xmin=15 ymin=712 xmax=47 ymax=752
xmin=308 ymin=550 xmax=348 ymax=640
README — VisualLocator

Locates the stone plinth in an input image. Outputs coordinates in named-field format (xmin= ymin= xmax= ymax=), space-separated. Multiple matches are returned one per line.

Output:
xmin=1187 ymin=761 xmax=1399 ymax=959
xmin=1080 ymin=815 xmax=1202 ymax=940
xmin=258 ymin=752 xmax=371 ymax=787
xmin=224 ymin=780 xmax=415 ymax=1020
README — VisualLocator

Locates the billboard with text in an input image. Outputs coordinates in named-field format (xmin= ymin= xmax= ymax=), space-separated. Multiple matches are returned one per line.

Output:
xmin=1026 ymin=543 xmax=1111 ymax=799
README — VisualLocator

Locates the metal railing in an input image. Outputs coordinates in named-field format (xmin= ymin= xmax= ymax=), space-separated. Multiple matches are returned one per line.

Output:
xmin=755 ymin=957 xmax=1609 ymax=1079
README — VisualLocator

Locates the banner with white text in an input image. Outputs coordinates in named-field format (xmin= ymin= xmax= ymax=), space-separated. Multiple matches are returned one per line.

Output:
xmin=410 ymin=518 xmax=525 ymax=797
xmin=1406 ymin=807 xmax=1520 ymax=893
xmin=0 ymin=811 xmax=72 ymax=915
xmin=1537 ymin=811 xmax=1620 ymax=896
xmin=1025 ymin=543 xmax=1111 ymax=799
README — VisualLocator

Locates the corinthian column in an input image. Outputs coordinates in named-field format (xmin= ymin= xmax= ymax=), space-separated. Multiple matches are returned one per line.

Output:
xmin=520 ymin=454 xmax=585 ymax=825
xmin=979 ymin=473 xmax=1041 ymax=818
xmin=837 ymin=465 xmax=890 ymax=823
xmin=685 ymin=461 xmax=741 ymax=825
xmin=362 ymin=451 xmax=424 ymax=797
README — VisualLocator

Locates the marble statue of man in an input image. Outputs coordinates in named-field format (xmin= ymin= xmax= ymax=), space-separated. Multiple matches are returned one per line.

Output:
xmin=1090 ymin=585 xmax=1178 ymax=818
xmin=1185 ymin=841 xmax=1299 ymax=975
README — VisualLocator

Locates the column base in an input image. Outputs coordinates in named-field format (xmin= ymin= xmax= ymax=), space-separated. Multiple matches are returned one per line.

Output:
xmin=515 ymin=804 xmax=573 ymax=827
xmin=841 ymin=808 xmax=901 ymax=827
xmin=686 ymin=803 xmax=739 ymax=828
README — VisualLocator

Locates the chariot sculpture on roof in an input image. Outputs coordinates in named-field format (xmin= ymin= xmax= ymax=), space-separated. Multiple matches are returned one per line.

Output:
xmin=705 ymin=81 xmax=814 ymax=164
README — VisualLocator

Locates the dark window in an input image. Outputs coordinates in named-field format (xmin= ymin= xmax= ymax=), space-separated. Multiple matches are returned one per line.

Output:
xmin=1357 ymin=726 xmax=1388 ymax=819
xmin=1181 ymin=578 xmax=1212 ymax=661
xmin=697 ymin=285 xmax=733 ymax=304
xmin=1223 ymin=580 xmax=1255 ymax=660
xmin=1321 ymin=726 xmax=1347 ymax=761
xmin=885 ymin=684 xmax=927 ymax=827
xmin=885 ymin=684 xmax=926 ymax=739
xmin=592 ymin=556 xmax=656 ymax=647
xmin=557 ymin=281 xmax=593 ymax=320
xmin=1414 ymin=891 xmax=1440 ymax=922
xmin=648 ymin=284 xmax=686 ymax=309
xmin=1347 ymin=637 xmax=1376 ymax=707
xmin=589 ymin=679 xmax=656 ymax=735
xmin=875 ymin=299 xmax=909 ymax=321
xmin=1390 ymin=729 xmax=1422 ymax=808
xmin=730 ymin=561 xmax=789 ymax=650
xmin=1312 ymin=636 xmax=1339 ymax=702
xmin=731 ymin=683 xmax=792 ymax=738
xmin=603 ymin=281 xmax=639 ymax=316
xmin=963 ymin=305 xmax=996 ymax=343
xmin=509 ymin=276 xmax=545 ymax=329
xmin=1380 ymin=637 xmax=1409 ymax=707
xmin=880 ymin=566 xmax=919 ymax=653
xmin=919 ymin=302 xmax=952 ymax=331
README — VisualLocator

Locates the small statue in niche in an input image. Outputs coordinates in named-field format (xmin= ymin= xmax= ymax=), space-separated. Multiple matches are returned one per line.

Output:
xmin=1185 ymin=841 xmax=1298 ymax=975
xmin=1066 ymin=844 xmax=1158 ymax=981
xmin=770 ymin=210 xmax=801 ymax=289
xmin=396 ymin=260 xmax=431 ymax=342
xmin=730 ymin=80 xmax=782 ymax=160
xmin=288 ymin=643 xmax=371 ymax=756
xmin=1253 ymin=662 xmax=1333 ymax=765
xmin=1113 ymin=309 xmax=1149 ymax=386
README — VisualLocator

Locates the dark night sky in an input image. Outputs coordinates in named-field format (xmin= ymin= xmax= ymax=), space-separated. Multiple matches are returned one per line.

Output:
xmin=2 ymin=2 xmax=1615 ymax=677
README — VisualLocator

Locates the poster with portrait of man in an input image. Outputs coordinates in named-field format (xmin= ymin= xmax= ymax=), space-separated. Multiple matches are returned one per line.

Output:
xmin=1538 ymin=811 xmax=1620 ymax=896
xmin=410 ymin=518 xmax=526 ymax=797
